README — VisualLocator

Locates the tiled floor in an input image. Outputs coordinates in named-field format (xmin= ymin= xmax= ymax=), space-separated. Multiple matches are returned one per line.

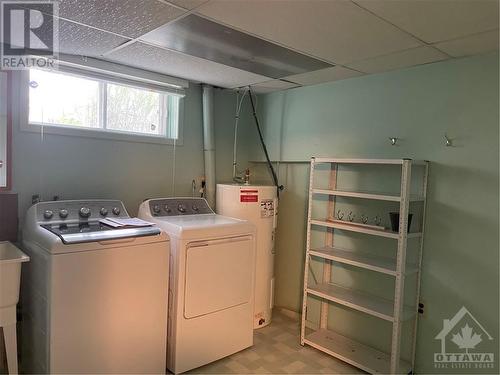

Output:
xmin=189 ymin=312 xmax=361 ymax=374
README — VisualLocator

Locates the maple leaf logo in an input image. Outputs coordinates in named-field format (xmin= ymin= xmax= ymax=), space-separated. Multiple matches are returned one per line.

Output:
xmin=451 ymin=324 xmax=483 ymax=353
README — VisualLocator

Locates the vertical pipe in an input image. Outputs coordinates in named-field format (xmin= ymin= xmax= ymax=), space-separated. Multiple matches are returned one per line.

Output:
xmin=232 ymin=91 xmax=240 ymax=181
xmin=202 ymin=84 xmax=216 ymax=208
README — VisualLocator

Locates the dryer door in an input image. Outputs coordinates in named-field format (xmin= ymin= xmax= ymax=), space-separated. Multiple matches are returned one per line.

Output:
xmin=184 ymin=235 xmax=254 ymax=319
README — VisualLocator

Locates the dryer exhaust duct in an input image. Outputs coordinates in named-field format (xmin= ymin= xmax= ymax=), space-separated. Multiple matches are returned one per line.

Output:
xmin=202 ymin=84 xmax=216 ymax=208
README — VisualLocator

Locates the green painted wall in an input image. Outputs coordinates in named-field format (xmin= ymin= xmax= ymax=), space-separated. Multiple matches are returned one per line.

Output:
xmin=9 ymin=73 xmax=205 ymax=219
xmin=243 ymin=52 xmax=499 ymax=374
xmin=214 ymin=88 xmax=256 ymax=184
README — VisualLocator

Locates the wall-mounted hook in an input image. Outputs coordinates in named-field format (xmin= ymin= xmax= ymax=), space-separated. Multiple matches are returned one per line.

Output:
xmin=389 ymin=137 xmax=398 ymax=146
xmin=361 ymin=214 xmax=368 ymax=224
xmin=336 ymin=210 xmax=344 ymax=221
xmin=444 ymin=134 xmax=453 ymax=147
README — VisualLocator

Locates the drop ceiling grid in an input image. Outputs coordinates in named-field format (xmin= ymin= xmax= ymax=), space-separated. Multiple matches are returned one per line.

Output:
xmin=352 ymin=0 xmax=500 ymax=44
xmin=45 ymin=0 xmax=499 ymax=90
xmin=284 ymin=66 xmax=365 ymax=86
xmin=433 ymin=29 xmax=500 ymax=58
xmin=347 ymin=45 xmax=449 ymax=74
xmin=350 ymin=0 xmax=499 ymax=62
xmin=102 ymin=10 xmax=198 ymax=58
xmin=106 ymin=42 xmax=273 ymax=88
xmin=162 ymin=0 xmax=211 ymax=11
xmin=195 ymin=0 xmax=425 ymax=65
xmin=58 ymin=0 xmax=187 ymax=39
xmin=100 ymin=1 xmax=214 ymax=58
xmin=56 ymin=19 xmax=130 ymax=57
xmin=187 ymin=12 xmax=337 ymax=67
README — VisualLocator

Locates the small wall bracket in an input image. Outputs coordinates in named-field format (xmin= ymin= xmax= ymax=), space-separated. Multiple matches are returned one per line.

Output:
xmin=389 ymin=137 xmax=398 ymax=146
xmin=444 ymin=134 xmax=453 ymax=147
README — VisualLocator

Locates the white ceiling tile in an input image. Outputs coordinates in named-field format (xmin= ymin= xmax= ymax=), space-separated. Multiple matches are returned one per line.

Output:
xmin=165 ymin=0 xmax=209 ymax=10
xmin=347 ymin=46 xmax=449 ymax=74
xmin=285 ymin=66 xmax=364 ymax=86
xmin=106 ymin=42 xmax=271 ymax=88
xmin=354 ymin=0 xmax=499 ymax=43
xmin=196 ymin=0 xmax=422 ymax=65
xmin=49 ymin=19 xmax=129 ymax=57
xmin=434 ymin=30 xmax=499 ymax=57
xmin=59 ymin=0 xmax=186 ymax=38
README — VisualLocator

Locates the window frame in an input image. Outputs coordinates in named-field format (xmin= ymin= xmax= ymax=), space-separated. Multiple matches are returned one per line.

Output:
xmin=0 ymin=71 xmax=13 ymax=192
xmin=20 ymin=69 xmax=184 ymax=145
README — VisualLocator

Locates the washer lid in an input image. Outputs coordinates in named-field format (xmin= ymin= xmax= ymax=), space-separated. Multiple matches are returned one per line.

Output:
xmin=41 ymin=223 xmax=161 ymax=245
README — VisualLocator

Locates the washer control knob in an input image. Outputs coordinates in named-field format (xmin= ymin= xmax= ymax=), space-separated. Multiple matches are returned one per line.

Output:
xmin=192 ymin=205 xmax=199 ymax=212
xmin=177 ymin=204 xmax=186 ymax=213
xmin=100 ymin=207 xmax=108 ymax=216
xmin=44 ymin=210 xmax=54 ymax=219
xmin=164 ymin=205 xmax=171 ymax=213
xmin=153 ymin=205 xmax=161 ymax=214
xmin=79 ymin=207 xmax=91 ymax=218
xmin=112 ymin=207 xmax=121 ymax=216
xmin=58 ymin=209 xmax=69 ymax=219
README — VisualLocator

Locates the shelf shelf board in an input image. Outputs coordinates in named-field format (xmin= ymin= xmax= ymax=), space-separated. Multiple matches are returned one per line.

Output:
xmin=248 ymin=160 xmax=309 ymax=164
xmin=307 ymin=282 xmax=415 ymax=322
xmin=310 ymin=219 xmax=422 ymax=239
xmin=313 ymin=157 xmax=427 ymax=166
xmin=304 ymin=329 xmax=412 ymax=374
xmin=309 ymin=246 xmax=419 ymax=276
xmin=312 ymin=188 xmax=424 ymax=202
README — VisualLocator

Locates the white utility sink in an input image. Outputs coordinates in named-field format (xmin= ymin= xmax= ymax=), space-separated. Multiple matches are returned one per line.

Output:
xmin=1 ymin=242 xmax=29 ymax=374
xmin=0 ymin=242 xmax=29 ymax=313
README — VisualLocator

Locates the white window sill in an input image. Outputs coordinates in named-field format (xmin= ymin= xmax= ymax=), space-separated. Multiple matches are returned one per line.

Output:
xmin=21 ymin=122 xmax=183 ymax=146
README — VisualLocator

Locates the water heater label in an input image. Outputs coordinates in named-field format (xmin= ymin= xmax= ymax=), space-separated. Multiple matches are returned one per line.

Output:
xmin=240 ymin=189 xmax=258 ymax=203
xmin=260 ymin=199 xmax=275 ymax=218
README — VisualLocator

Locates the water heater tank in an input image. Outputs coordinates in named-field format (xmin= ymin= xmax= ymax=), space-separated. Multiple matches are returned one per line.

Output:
xmin=216 ymin=184 xmax=277 ymax=329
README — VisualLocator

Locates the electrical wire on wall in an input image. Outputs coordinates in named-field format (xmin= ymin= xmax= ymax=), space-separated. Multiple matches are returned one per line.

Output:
xmin=247 ymin=88 xmax=284 ymax=197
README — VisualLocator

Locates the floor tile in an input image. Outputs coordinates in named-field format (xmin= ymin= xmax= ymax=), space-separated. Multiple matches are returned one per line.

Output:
xmin=189 ymin=312 xmax=361 ymax=374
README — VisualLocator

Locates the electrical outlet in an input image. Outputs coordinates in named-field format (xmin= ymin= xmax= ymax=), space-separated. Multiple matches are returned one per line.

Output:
xmin=418 ymin=301 xmax=425 ymax=315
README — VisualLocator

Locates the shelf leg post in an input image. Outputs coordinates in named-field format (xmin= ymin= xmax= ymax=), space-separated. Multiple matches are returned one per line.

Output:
xmin=410 ymin=161 xmax=429 ymax=371
xmin=319 ymin=163 xmax=337 ymax=329
xmin=301 ymin=158 xmax=316 ymax=345
xmin=390 ymin=160 xmax=411 ymax=374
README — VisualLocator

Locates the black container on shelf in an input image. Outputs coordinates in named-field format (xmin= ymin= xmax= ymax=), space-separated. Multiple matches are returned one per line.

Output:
xmin=389 ymin=212 xmax=413 ymax=233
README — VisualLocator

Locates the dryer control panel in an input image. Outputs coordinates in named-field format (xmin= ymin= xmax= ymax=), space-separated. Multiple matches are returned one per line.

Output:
xmin=148 ymin=198 xmax=214 ymax=216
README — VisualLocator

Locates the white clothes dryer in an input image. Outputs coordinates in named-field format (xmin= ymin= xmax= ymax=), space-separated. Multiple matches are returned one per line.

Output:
xmin=138 ymin=198 xmax=255 ymax=374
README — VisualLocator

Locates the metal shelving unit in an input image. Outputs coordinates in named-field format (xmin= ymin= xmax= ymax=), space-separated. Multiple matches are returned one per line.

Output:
xmin=300 ymin=157 xmax=429 ymax=375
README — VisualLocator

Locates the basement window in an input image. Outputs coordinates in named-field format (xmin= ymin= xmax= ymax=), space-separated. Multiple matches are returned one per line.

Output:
xmin=27 ymin=68 xmax=182 ymax=142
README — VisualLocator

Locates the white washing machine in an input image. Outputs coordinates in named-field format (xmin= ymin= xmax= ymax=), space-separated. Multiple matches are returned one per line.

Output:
xmin=138 ymin=198 xmax=256 ymax=374
xmin=21 ymin=200 xmax=169 ymax=374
